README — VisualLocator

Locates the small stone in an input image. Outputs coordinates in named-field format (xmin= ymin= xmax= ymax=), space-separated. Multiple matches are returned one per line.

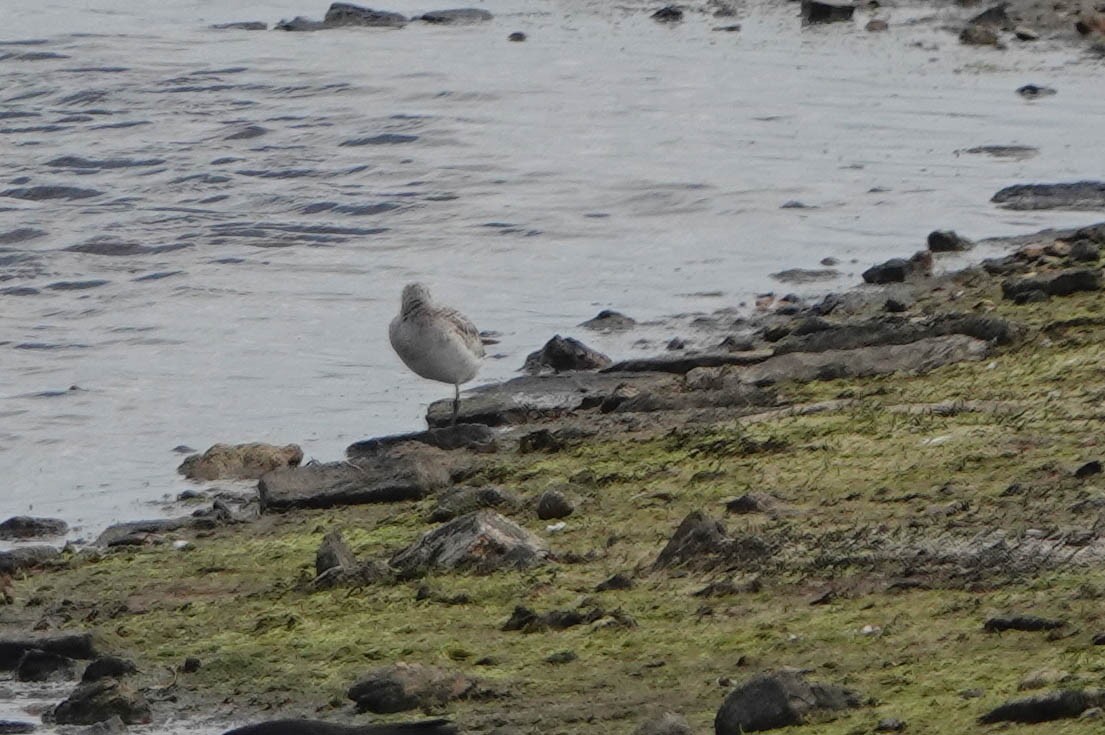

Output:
xmin=884 ymin=298 xmax=909 ymax=313
xmin=666 ymin=337 xmax=686 ymax=351
xmin=960 ymin=25 xmax=1000 ymax=46
xmin=178 ymin=442 xmax=303 ymax=481
xmin=651 ymin=5 xmax=684 ymax=22
xmin=1082 ymin=707 xmax=1103 ymax=719
xmin=522 ymin=335 xmax=611 ymax=373
xmin=632 ymin=712 xmax=694 ymax=735
xmin=1014 ymin=26 xmax=1039 ymax=40
xmin=508 ymin=31 xmax=526 ymax=41
xmin=712 ymin=24 xmax=742 ymax=31
xmin=927 ymin=229 xmax=973 ymax=252
xmin=1017 ymin=84 xmax=1057 ymax=98
xmin=866 ymin=19 xmax=889 ymax=31
xmin=875 ymin=718 xmax=907 ymax=732
xmin=182 ymin=657 xmax=201 ymax=673
xmin=1076 ymin=460 xmax=1103 ymax=478
xmin=595 ymin=573 xmax=635 ymax=592
xmin=801 ymin=0 xmax=856 ymax=23
xmin=725 ymin=493 xmax=777 ymax=514
xmin=535 ymin=489 xmax=575 ymax=520
xmin=579 ymin=309 xmax=636 ymax=331
xmin=544 ymin=650 xmax=578 ymax=664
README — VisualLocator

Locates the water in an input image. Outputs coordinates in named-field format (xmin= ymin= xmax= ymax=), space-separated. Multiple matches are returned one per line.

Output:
xmin=2 ymin=0 xmax=1104 ymax=544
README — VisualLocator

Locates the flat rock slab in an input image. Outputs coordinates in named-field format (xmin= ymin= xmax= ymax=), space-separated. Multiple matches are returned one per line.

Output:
xmin=0 ymin=633 xmax=96 ymax=670
xmin=740 ymin=335 xmax=989 ymax=386
xmin=979 ymin=689 xmax=1100 ymax=724
xmin=772 ymin=314 xmax=1020 ymax=354
xmin=426 ymin=372 xmax=674 ymax=427
xmin=605 ymin=351 xmax=773 ymax=374
xmin=347 ymin=663 xmax=477 ymax=714
xmin=1002 ymin=268 xmax=1103 ymax=300
xmin=0 ymin=516 xmax=68 ymax=540
xmin=417 ymin=8 xmax=493 ymax=23
xmin=0 ymin=545 xmax=60 ymax=573
xmin=178 ymin=442 xmax=303 ymax=481
xmin=259 ymin=448 xmax=450 ymax=512
xmin=714 ymin=670 xmax=865 ymax=733
xmin=94 ymin=508 xmax=231 ymax=547
xmin=346 ymin=424 xmax=496 ymax=458
xmin=223 ymin=720 xmax=458 ymax=735
xmin=992 ymin=181 xmax=1105 ymax=210
xmin=389 ymin=510 xmax=547 ymax=576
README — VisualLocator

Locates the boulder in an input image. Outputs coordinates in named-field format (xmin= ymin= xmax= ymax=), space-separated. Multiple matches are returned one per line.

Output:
xmin=800 ymin=0 xmax=855 ymax=23
xmin=417 ymin=8 xmax=492 ymax=23
xmin=51 ymin=678 xmax=151 ymax=725
xmin=651 ymin=6 xmax=685 ymax=22
xmin=633 ymin=712 xmax=694 ymax=735
xmin=222 ymin=720 xmax=458 ymax=735
xmin=580 ymin=309 xmax=637 ymax=330
xmin=535 ymin=489 xmax=575 ymax=520
xmin=862 ymin=251 xmax=932 ymax=284
xmin=0 ymin=633 xmax=96 ymax=670
xmin=347 ymin=663 xmax=477 ymax=714
xmin=259 ymin=447 xmax=450 ymax=512
xmin=927 ymin=230 xmax=974 ymax=252
xmin=522 ymin=335 xmax=612 ymax=374
xmin=16 ymin=648 xmax=75 ymax=681
xmin=178 ymin=442 xmax=303 ymax=481
xmin=714 ymin=670 xmax=864 ymax=733
xmin=992 ymin=181 xmax=1105 ymax=210
xmin=316 ymin=529 xmax=358 ymax=576
xmin=654 ymin=511 xmax=731 ymax=569
xmin=389 ymin=510 xmax=547 ymax=577
xmin=346 ymin=424 xmax=496 ymax=458
xmin=979 ymin=689 xmax=1096 ymax=724
xmin=0 ymin=546 xmax=60 ymax=574
xmin=740 ymin=335 xmax=990 ymax=386
xmin=1001 ymin=269 xmax=1103 ymax=300
xmin=82 ymin=656 xmax=138 ymax=682
xmin=427 ymin=486 xmax=517 ymax=522
xmin=983 ymin=615 xmax=1067 ymax=633
xmin=0 ymin=516 xmax=67 ymax=540
xmin=94 ymin=507 xmax=233 ymax=547
xmin=324 ymin=2 xmax=407 ymax=26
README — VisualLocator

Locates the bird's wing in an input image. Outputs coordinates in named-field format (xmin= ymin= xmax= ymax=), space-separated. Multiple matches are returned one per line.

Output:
xmin=443 ymin=307 xmax=485 ymax=357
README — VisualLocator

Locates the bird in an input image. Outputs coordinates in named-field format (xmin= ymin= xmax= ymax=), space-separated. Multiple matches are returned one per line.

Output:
xmin=222 ymin=718 xmax=457 ymax=735
xmin=388 ymin=282 xmax=484 ymax=426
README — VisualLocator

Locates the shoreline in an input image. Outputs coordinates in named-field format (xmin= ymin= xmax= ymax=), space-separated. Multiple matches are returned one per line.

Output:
xmin=5 ymin=216 xmax=1105 ymax=733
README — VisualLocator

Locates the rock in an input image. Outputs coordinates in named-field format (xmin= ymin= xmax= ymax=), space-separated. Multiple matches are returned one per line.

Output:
xmin=651 ymin=6 xmax=684 ymax=22
xmin=0 ymin=633 xmax=96 ymax=670
xmin=316 ymin=529 xmax=358 ymax=576
xmin=862 ymin=251 xmax=932 ymax=284
xmin=535 ymin=489 xmax=574 ymax=520
xmin=0 ymin=721 xmax=35 ymax=734
xmin=992 ymin=181 xmax=1105 ymax=210
xmin=773 ymin=314 xmax=1019 ymax=354
xmin=666 ymin=338 xmax=687 ymax=351
xmin=962 ymin=144 xmax=1038 ymax=159
xmin=0 ymin=546 xmax=60 ymax=573
xmin=178 ymin=442 xmax=303 ymax=481
xmin=927 ymin=230 xmax=973 ymax=253
xmin=801 ymin=0 xmax=855 ymax=23
xmin=502 ymin=603 xmax=629 ymax=633
xmin=874 ymin=718 xmax=906 ymax=732
xmin=522 ymin=335 xmax=612 ymax=374
xmin=51 ymin=678 xmax=151 ymax=725
xmin=770 ymin=268 xmax=840 ymax=284
xmin=16 ymin=648 xmax=75 ymax=681
xmin=258 ymin=448 xmax=450 ymax=512
xmin=324 ymin=3 xmax=407 ymax=27
xmin=740 ymin=335 xmax=990 ymax=387
xmin=984 ymin=615 xmax=1067 ymax=632
xmin=1019 ymin=669 xmax=1070 ymax=691
xmin=94 ymin=512 xmax=230 ymax=547
xmin=605 ymin=351 xmax=772 ymax=375
xmin=347 ymin=663 xmax=477 ymax=713
xmin=714 ymin=670 xmax=865 ymax=733
xmin=1014 ymin=26 xmax=1038 ymax=40
xmin=969 ymin=3 xmax=1012 ymax=29
xmin=960 ymin=25 xmax=1000 ymax=45
xmin=223 ymin=721 xmax=458 ymax=735
xmin=725 ymin=493 xmax=777 ymax=514
xmin=182 ymin=657 xmax=202 ymax=673
xmin=1001 ymin=269 xmax=1102 ymax=301
xmin=544 ymin=650 xmax=577 ymax=665
xmin=1017 ymin=84 xmax=1057 ymax=99
xmin=979 ymin=690 xmax=1093 ymax=724
xmin=1069 ymin=240 xmax=1101 ymax=262
xmin=580 ymin=310 xmax=637 ymax=331
xmin=428 ymin=486 xmax=517 ymax=522
xmin=884 ymin=298 xmax=910 ymax=313
xmin=633 ymin=712 xmax=694 ymax=735
xmin=75 ymin=716 xmax=130 ymax=734
xmin=508 ymin=31 xmax=526 ymax=41
xmin=389 ymin=510 xmax=547 ymax=577
xmin=210 ymin=21 xmax=267 ymax=30
xmin=0 ymin=516 xmax=67 ymax=540
xmin=653 ymin=511 xmax=732 ymax=569
xmin=418 ymin=8 xmax=493 ymax=23
xmin=866 ymin=19 xmax=888 ymax=31
xmin=713 ymin=24 xmax=742 ymax=31
xmin=347 ymin=424 xmax=497 ymax=458
xmin=595 ymin=573 xmax=634 ymax=592
xmin=82 ymin=656 xmax=138 ymax=682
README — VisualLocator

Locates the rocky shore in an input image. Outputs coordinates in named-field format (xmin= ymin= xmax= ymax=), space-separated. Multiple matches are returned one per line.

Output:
xmin=4 ymin=215 xmax=1105 ymax=733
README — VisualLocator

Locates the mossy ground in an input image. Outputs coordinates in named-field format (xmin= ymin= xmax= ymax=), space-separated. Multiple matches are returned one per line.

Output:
xmin=8 ymin=259 xmax=1105 ymax=734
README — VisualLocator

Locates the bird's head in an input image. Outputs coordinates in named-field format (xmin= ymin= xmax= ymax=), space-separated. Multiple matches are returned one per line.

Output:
xmin=400 ymin=282 xmax=433 ymax=313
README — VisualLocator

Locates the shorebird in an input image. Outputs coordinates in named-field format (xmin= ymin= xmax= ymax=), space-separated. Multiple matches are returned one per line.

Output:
xmin=389 ymin=282 xmax=484 ymax=425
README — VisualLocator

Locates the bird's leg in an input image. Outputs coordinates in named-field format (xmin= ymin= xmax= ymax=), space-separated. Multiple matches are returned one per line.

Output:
xmin=452 ymin=383 xmax=460 ymax=427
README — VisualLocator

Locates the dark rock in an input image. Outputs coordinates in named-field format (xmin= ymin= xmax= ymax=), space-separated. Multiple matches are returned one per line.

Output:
xmin=347 ymin=663 xmax=477 ymax=713
xmin=210 ymin=21 xmax=268 ymax=30
xmin=517 ymin=427 xmax=595 ymax=453
xmin=1014 ymin=26 xmax=1039 ymax=40
xmin=773 ymin=314 xmax=1019 ymax=354
xmin=274 ymin=16 xmax=328 ymax=30
xmin=960 ymin=25 xmax=1000 ymax=45
xmin=713 ymin=24 xmax=742 ymax=31
xmin=17 ymin=648 xmax=75 ymax=681
xmin=223 ymin=720 xmax=458 ymax=735
xmin=1076 ymin=460 xmax=1103 ymax=478
xmin=651 ymin=6 xmax=684 ymax=22
xmin=1017 ymin=84 xmax=1057 ymax=99
xmin=801 ymin=0 xmax=855 ymax=23
xmin=0 ymin=721 xmax=35 ymax=734
xmin=693 ymin=577 xmax=762 ymax=597
xmin=884 ymin=298 xmax=909 ymax=313
xmin=428 ymin=486 xmax=516 ymax=522
xmin=1 ymin=186 xmax=101 ymax=201
xmin=979 ymin=690 xmax=1091 ymax=724
xmin=535 ymin=489 xmax=574 ymax=520
xmin=984 ymin=615 xmax=1067 ymax=632
xmin=0 ymin=633 xmax=96 ymax=670
xmin=719 ymin=335 xmax=758 ymax=352
xmin=992 ymin=181 xmax=1105 ymax=210
xmin=51 ymin=678 xmax=151 ymax=725
xmin=347 ymin=424 xmax=496 ymax=458
xmin=522 ymin=335 xmax=611 ymax=374
xmin=595 ymin=573 xmax=634 ymax=592
xmin=225 ymin=125 xmax=268 ymax=140
xmin=741 ymin=335 xmax=989 ymax=387
xmin=178 ymin=442 xmax=303 ymax=481
xmin=316 ymin=529 xmax=358 ymax=576
xmin=389 ymin=510 xmax=547 ymax=577
xmin=605 ymin=351 xmax=772 ymax=374
xmin=714 ymin=670 xmax=864 ymax=733
xmin=340 ymin=134 xmax=418 ymax=146
xmin=182 ymin=657 xmax=202 ymax=673
xmin=927 ymin=230 xmax=973 ymax=252
xmin=866 ymin=19 xmax=888 ymax=31
xmin=725 ymin=493 xmax=777 ymax=514
xmin=1001 ymin=269 xmax=1102 ymax=300
xmin=82 ymin=656 xmax=138 ymax=682
xmin=0 ymin=516 xmax=67 ymax=540
xmin=544 ymin=650 xmax=577 ymax=664
xmin=258 ymin=448 xmax=451 ymax=512
xmin=324 ymin=3 xmax=408 ymax=27
xmin=418 ymin=8 xmax=493 ymax=23
xmin=770 ymin=268 xmax=840 ymax=284
xmin=633 ymin=712 xmax=694 ymax=735
xmin=73 ymin=715 xmax=126 ymax=735
xmin=1092 ymin=633 xmax=1105 ymax=645
xmin=875 ymin=718 xmax=907 ymax=732
xmin=94 ymin=513 xmax=230 ymax=547
xmin=654 ymin=511 xmax=730 ymax=569
xmin=862 ymin=251 xmax=932 ymax=284
xmin=580 ymin=310 xmax=637 ymax=331
xmin=962 ymin=145 xmax=1038 ymax=159
xmin=780 ymin=200 xmax=812 ymax=209
xmin=969 ymin=3 xmax=1012 ymax=29
xmin=508 ymin=31 xmax=526 ymax=41
xmin=1069 ymin=240 xmax=1101 ymax=262
xmin=667 ymin=337 xmax=686 ymax=351
xmin=502 ymin=604 xmax=624 ymax=633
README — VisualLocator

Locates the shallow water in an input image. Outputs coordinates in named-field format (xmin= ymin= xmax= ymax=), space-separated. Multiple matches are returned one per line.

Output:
xmin=2 ymin=0 xmax=1104 ymax=546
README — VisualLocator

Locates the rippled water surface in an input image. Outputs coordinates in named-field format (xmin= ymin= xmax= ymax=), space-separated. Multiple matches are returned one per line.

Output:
xmin=2 ymin=0 xmax=1105 ymax=546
